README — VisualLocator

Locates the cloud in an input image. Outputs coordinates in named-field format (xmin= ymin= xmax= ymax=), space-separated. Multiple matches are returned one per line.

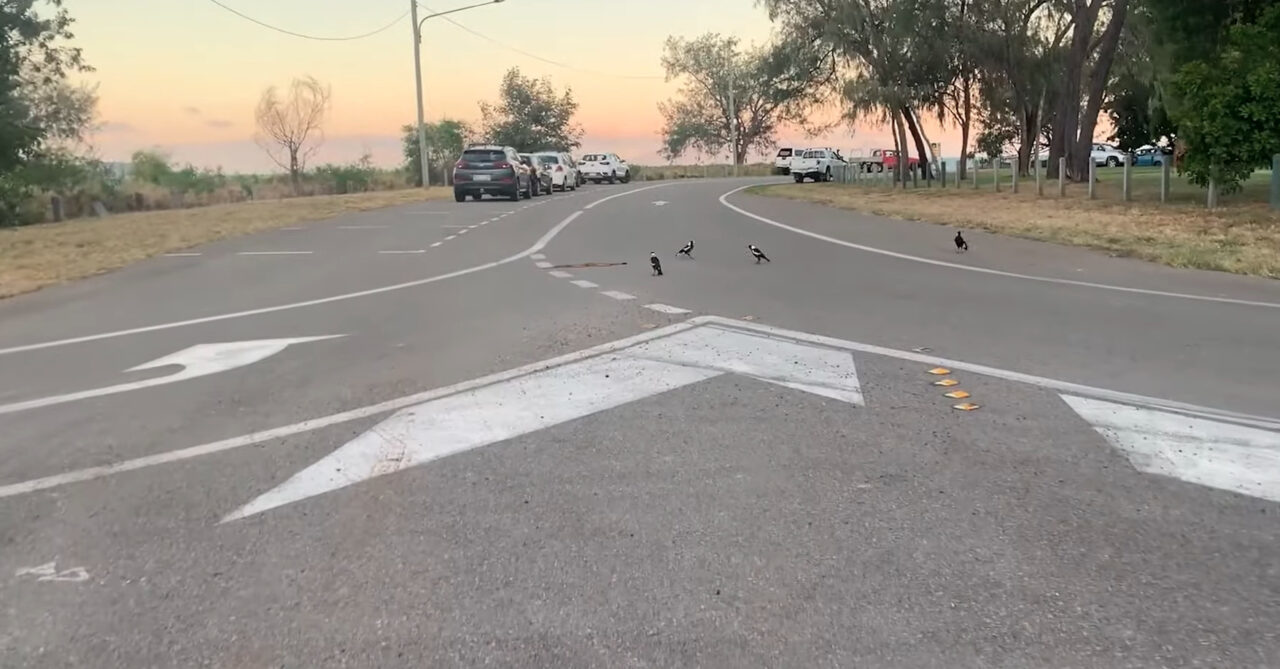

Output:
xmin=183 ymin=106 xmax=201 ymax=116
xmin=205 ymin=119 xmax=233 ymax=129
xmin=97 ymin=121 xmax=137 ymax=133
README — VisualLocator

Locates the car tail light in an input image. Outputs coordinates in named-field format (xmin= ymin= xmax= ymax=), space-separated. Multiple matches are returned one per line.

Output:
xmin=494 ymin=161 xmax=511 ymax=169
xmin=554 ymin=165 xmax=564 ymax=172
xmin=455 ymin=160 xmax=469 ymax=169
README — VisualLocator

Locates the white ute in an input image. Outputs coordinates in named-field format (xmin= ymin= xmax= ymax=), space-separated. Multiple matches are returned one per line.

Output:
xmin=789 ymin=148 xmax=845 ymax=183
xmin=578 ymin=153 xmax=630 ymax=183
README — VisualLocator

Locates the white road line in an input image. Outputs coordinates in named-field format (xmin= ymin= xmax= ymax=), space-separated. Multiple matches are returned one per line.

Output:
xmin=430 ymin=242 xmax=443 ymax=247
xmin=535 ymin=261 xmax=553 ymax=268
xmin=467 ymin=225 xmax=478 ymax=229
xmin=720 ymin=184 xmax=1280 ymax=310
xmin=237 ymin=251 xmax=313 ymax=256
xmin=645 ymin=303 xmax=692 ymax=314
xmin=445 ymin=235 xmax=457 ymax=240
xmin=7 ymin=315 xmax=1273 ymax=501
xmin=0 ymin=182 xmax=677 ymax=357
xmin=163 ymin=253 xmax=201 ymax=257
xmin=548 ymin=270 xmax=574 ymax=279
xmin=600 ymin=290 xmax=636 ymax=301
xmin=478 ymin=221 xmax=487 ymax=225
xmin=570 ymin=279 xmax=599 ymax=288
xmin=530 ymin=253 xmax=546 ymax=260
xmin=457 ymin=229 xmax=468 ymax=235
xmin=378 ymin=250 xmax=426 ymax=255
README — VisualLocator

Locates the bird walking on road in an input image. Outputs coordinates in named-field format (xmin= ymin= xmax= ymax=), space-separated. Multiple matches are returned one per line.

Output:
xmin=650 ymin=252 xmax=663 ymax=276
xmin=954 ymin=231 xmax=969 ymax=253
xmin=677 ymin=240 xmax=694 ymax=258
xmin=748 ymin=244 xmax=770 ymax=263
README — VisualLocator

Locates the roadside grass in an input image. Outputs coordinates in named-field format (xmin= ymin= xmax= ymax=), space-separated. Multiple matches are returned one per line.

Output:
xmin=0 ymin=187 xmax=451 ymax=299
xmin=634 ymin=163 xmax=776 ymax=181
xmin=748 ymin=174 xmax=1280 ymax=279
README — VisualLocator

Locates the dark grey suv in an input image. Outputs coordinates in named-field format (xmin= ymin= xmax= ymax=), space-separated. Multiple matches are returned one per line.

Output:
xmin=452 ymin=145 xmax=531 ymax=202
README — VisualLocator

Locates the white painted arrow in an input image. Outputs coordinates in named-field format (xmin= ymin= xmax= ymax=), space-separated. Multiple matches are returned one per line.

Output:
xmin=0 ymin=336 xmax=343 ymax=416
xmin=1062 ymin=395 xmax=1280 ymax=503
xmin=652 ymin=200 xmax=668 ymax=206
xmin=224 ymin=326 xmax=862 ymax=521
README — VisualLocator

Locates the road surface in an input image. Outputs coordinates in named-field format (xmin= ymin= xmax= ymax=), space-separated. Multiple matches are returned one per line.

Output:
xmin=1 ymin=178 xmax=1277 ymax=667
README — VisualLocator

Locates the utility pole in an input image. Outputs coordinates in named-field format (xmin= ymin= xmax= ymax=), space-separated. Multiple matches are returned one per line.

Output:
xmin=410 ymin=0 xmax=431 ymax=188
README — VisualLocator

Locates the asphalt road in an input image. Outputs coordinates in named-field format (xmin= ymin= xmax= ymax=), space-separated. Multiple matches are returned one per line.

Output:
xmin=1 ymin=178 xmax=1277 ymax=667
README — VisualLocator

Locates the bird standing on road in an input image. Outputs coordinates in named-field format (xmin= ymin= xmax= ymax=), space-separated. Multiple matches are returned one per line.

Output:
xmin=748 ymin=244 xmax=770 ymax=263
xmin=954 ymin=231 xmax=969 ymax=253
xmin=650 ymin=252 xmax=663 ymax=276
xmin=677 ymin=240 xmax=694 ymax=258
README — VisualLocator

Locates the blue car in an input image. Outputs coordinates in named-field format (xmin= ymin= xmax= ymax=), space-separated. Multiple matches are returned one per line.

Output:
xmin=1132 ymin=146 xmax=1173 ymax=167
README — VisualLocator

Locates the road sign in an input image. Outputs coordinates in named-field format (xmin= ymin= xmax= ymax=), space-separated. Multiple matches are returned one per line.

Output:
xmin=0 ymin=336 xmax=343 ymax=415
xmin=224 ymin=325 xmax=865 ymax=521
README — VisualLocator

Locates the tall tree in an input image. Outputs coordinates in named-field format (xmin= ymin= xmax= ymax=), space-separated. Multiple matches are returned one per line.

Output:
xmin=658 ymin=32 xmax=836 ymax=165
xmin=254 ymin=75 xmax=331 ymax=195
xmin=479 ymin=68 xmax=583 ymax=153
xmin=402 ymin=118 xmax=472 ymax=186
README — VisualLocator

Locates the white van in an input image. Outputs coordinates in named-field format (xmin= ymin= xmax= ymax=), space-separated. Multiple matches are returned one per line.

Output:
xmin=774 ymin=148 xmax=797 ymax=174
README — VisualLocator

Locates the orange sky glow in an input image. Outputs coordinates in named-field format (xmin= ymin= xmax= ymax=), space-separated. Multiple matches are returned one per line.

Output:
xmin=68 ymin=0 xmax=964 ymax=173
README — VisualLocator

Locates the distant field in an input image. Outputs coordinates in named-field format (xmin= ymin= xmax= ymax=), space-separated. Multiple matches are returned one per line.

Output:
xmin=750 ymin=170 xmax=1280 ymax=279
xmin=0 ymin=188 xmax=451 ymax=299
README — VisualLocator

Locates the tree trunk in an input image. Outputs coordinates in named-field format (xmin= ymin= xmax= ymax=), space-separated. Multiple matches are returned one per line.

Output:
xmin=958 ymin=75 xmax=972 ymax=182
xmin=1051 ymin=0 xmax=1103 ymax=181
xmin=289 ymin=149 xmax=301 ymax=196
xmin=1072 ymin=0 xmax=1129 ymax=178
xmin=891 ymin=111 xmax=906 ymax=184
xmin=901 ymin=106 xmax=931 ymax=180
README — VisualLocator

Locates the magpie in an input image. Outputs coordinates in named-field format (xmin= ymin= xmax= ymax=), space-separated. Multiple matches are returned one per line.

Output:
xmin=650 ymin=252 xmax=663 ymax=276
xmin=748 ymin=244 xmax=770 ymax=263
xmin=954 ymin=231 xmax=968 ymax=253
xmin=677 ymin=240 xmax=694 ymax=258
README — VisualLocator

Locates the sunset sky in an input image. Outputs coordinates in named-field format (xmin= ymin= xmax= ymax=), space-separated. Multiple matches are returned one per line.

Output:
xmin=67 ymin=0 xmax=957 ymax=173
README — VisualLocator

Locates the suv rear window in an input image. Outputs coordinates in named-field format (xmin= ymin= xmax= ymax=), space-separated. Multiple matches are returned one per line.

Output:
xmin=462 ymin=149 xmax=505 ymax=162
xmin=777 ymin=148 xmax=793 ymax=157
xmin=581 ymin=154 xmax=606 ymax=161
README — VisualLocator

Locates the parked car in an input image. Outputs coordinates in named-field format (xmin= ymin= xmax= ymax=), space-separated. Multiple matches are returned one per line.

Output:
xmin=578 ymin=153 xmax=631 ymax=183
xmin=1090 ymin=142 xmax=1128 ymax=167
xmin=518 ymin=153 xmax=548 ymax=196
xmin=790 ymin=148 xmax=847 ymax=182
xmin=533 ymin=152 xmax=577 ymax=191
xmin=774 ymin=148 xmax=796 ymax=175
xmin=453 ymin=145 xmax=531 ymax=202
xmin=1132 ymin=145 xmax=1172 ymax=167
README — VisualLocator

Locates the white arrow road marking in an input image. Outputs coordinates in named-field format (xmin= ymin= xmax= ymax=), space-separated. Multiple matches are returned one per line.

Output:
xmin=1062 ymin=395 xmax=1280 ymax=503
xmin=223 ymin=326 xmax=864 ymax=521
xmin=15 ymin=562 xmax=89 ymax=582
xmin=0 ymin=336 xmax=343 ymax=416
xmin=653 ymin=200 xmax=668 ymax=206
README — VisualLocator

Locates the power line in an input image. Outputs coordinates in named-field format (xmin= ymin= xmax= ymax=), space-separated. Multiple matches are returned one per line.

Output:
xmin=420 ymin=3 xmax=665 ymax=80
xmin=203 ymin=0 xmax=409 ymax=41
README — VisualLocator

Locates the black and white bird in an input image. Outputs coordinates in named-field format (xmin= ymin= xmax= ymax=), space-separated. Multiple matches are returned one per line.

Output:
xmin=677 ymin=240 xmax=694 ymax=258
xmin=650 ymin=252 xmax=663 ymax=276
xmin=748 ymin=244 xmax=770 ymax=263
xmin=954 ymin=231 xmax=969 ymax=253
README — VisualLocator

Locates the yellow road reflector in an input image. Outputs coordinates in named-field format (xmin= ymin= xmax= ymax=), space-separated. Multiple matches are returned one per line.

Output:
xmin=933 ymin=378 xmax=959 ymax=387
xmin=944 ymin=390 xmax=971 ymax=399
xmin=952 ymin=402 xmax=981 ymax=411
xmin=928 ymin=367 xmax=951 ymax=375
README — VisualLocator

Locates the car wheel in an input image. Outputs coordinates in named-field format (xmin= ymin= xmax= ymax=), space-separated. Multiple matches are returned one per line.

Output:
xmin=794 ymin=175 xmax=804 ymax=183
xmin=620 ymin=171 xmax=630 ymax=184
xmin=454 ymin=189 xmax=465 ymax=203
xmin=824 ymin=167 xmax=832 ymax=182
xmin=471 ymin=193 xmax=483 ymax=201
xmin=875 ymin=164 xmax=884 ymax=173
xmin=1106 ymin=156 xmax=1120 ymax=167
xmin=508 ymin=187 xmax=520 ymax=202
xmin=608 ymin=171 xmax=616 ymax=184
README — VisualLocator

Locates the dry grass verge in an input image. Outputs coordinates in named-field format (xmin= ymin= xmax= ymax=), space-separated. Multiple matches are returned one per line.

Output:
xmin=749 ymin=183 xmax=1280 ymax=279
xmin=0 ymin=187 xmax=451 ymax=299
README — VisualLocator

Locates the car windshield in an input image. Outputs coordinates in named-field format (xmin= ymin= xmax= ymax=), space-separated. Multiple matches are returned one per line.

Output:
xmin=536 ymin=155 xmax=559 ymax=165
xmin=462 ymin=149 xmax=505 ymax=162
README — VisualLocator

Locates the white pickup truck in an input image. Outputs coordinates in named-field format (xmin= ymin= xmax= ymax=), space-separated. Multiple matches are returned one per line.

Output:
xmin=789 ymin=148 xmax=846 ymax=183
xmin=578 ymin=153 xmax=631 ymax=183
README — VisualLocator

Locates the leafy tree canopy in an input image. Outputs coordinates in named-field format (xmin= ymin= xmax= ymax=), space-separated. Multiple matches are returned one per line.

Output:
xmin=479 ymin=68 xmax=583 ymax=153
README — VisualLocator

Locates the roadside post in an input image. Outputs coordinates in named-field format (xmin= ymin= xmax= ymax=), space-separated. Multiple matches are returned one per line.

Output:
xmin=1035 ymin=154 xmax=1043 ymax=196
xmin=993 ymin=159 xmax=1000 ymax=192
xmin=1058 ymin=158 xmax=1066 ymax=197
xmin=1271 ymin=154 xmax=1279 ymax=211
xmin=1160 ymin=159 xmax=1171 ymax=202
xmin=1122 ymin=155 xmax=1131 ymax=202
xmin=1011 ymin=161 xmax=1019 ymax=193
xmin=1088 ymin=160 xmax=1097 ymax=199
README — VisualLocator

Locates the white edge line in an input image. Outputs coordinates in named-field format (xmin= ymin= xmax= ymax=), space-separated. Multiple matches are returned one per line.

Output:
xmin=0 ymin=183 xmax=676 ymax=357
xmin=600 ymin=290 xmax=636 ymax=301
xmin=548 ymin=271 xmax=574 ymax=279
xmin=570 ymin=280 xmax=599 ymax=288
xmin=645 ymin=303 xmax=692 ymax=314
xmin=719 ymin=184 xmax=1280 ymax=310
xmin=4 ymin=314 xmax=1275 ymax=501
xmin=0 ymin=319 xmax=705 ymax=499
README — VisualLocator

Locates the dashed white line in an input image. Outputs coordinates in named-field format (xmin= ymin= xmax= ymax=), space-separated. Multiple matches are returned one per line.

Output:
xmin=379 ymin=250 xmax=426 ymax=255
xmin=600 ymin=290 xmax=636 ymax=301
xmin=570 ymin=280 xmax=600 ymax=288
xmin=467 ymin=225 xmax=478 ymax=229
xmin=548 ymin=270 xmax=574 ymax=279
xmin=644 ymin=303 xmax=692 ymax=314
xmin=530 ymin=253 xmax=546 ymax=260
xmin=535 ymin=261 xmax=553 ymax=269
xmin=237 ymin=251 xmax=313 ymax=256
xmin=430 ymin=242 xmax=443 ymax=248
xmin=163 ymin=253 xmax=201 ymax=257
xmin=446 ymin=235 xmax=457 ymax=240
xmin=457 ymin=229 xmax=468 ymax=235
